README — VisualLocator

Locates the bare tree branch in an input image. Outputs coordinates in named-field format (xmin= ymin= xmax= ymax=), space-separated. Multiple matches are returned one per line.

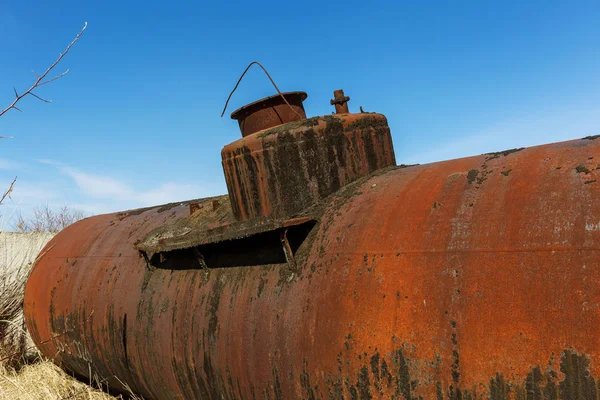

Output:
xmin=0 ymin=22 xmax=87 ymax=118
xmin=28 ymin=92 xmax=51 ymax=103
xmin=38 ymin=69 xmax=70 ymax=87
xmin=0 ymin=177 xmax=16 ymax=206
xmin=14 ymin=203 xmax=84 ymax=233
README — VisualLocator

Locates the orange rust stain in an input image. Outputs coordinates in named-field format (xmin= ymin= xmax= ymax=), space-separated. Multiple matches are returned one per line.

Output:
xmin=24 ymin=137 xmax=600 ymax=399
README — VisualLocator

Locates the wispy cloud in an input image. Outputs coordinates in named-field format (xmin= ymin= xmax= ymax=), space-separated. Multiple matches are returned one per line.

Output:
xmin=0 ymin=158 xmax=20 ymax=170
xmin=3 ymin=160 xmax=223 ymax=223
xmin=37 ymin=159 xmax=65 ymax=166
xmin=59 ymin=166 xmax=203 ymax=207
xmin=65 ymin=202 xmax=125 ymax=216
xmin=0 ymin=181 xmax=65 ymax=229
xmin=61 ymin=167 xmax=133 ymax=200
xmin=0 ymin=181 xmax=62 ymax=217
xmin=402 ymin=107 xmax=600 ymax=164
xmin=18 ymin=160 xmax=224 ymax=216
xmin=8 ymin=184 xmax=60 ymax=202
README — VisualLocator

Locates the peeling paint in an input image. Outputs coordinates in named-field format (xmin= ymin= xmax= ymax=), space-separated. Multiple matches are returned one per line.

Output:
xmin=585 ymin=222 xmax=600 ymax=231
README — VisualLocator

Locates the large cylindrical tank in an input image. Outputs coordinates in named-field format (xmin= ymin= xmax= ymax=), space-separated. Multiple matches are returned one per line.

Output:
xmin=24 ymin=89 xmax=600 ymax=399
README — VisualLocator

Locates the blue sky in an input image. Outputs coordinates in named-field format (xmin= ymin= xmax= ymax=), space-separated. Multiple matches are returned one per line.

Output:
xmin=1 ymin=1 xmax=599 ymax=222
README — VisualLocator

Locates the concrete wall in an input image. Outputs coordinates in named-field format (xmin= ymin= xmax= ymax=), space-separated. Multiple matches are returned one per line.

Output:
xmin=0 ymin=232 xmax=55 ymax=280
xmin=0 ymin=232 xmax=55 ymax=359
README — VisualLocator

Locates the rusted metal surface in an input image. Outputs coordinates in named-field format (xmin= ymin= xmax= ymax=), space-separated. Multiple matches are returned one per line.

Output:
xmin=331 ymin=89 xmax=350 ymax=114
xmin=137 ymin=212 xmax=315 ymax=254
xmin=23 ymin=135 xmax=600 ymax=399
xmin=230 ymin=91 xmax=307 ymax=137
xmin=222 ymin=113 xmax=397 ymax=221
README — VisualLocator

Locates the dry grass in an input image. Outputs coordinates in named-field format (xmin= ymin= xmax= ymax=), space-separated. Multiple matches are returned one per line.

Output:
xmin=0 ymin=360 xmax=121 ymax=400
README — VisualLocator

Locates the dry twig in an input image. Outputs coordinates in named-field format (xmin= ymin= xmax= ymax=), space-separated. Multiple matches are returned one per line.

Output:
xmin=0 ymin=22 xmax=87 ymax=118
xmin=14 ymin=204 xmax=83 ymax=233
xmin=0 ymin=177 xmax=16 ymax=206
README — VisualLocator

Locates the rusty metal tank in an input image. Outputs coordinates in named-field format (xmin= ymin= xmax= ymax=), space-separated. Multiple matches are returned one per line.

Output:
xmin=23 ymin=87 xmax=600 ymax=399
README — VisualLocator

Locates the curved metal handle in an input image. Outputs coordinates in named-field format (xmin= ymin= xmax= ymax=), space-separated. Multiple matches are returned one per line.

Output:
xmin=220 ymin=61 xmax=303 ymax=119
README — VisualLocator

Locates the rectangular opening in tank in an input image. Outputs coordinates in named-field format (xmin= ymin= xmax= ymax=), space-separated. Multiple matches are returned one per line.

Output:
xmin=148 ymin=220 xmax=316 ymax=270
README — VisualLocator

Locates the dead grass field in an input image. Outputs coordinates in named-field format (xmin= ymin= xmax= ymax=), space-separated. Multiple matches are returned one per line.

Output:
xmin=0 ymin=360 xmax=121 ymax=400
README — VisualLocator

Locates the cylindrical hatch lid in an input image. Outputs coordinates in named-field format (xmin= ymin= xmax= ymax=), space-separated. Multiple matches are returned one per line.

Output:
xmin=230 ymin=91 xmax=307 ymax=137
